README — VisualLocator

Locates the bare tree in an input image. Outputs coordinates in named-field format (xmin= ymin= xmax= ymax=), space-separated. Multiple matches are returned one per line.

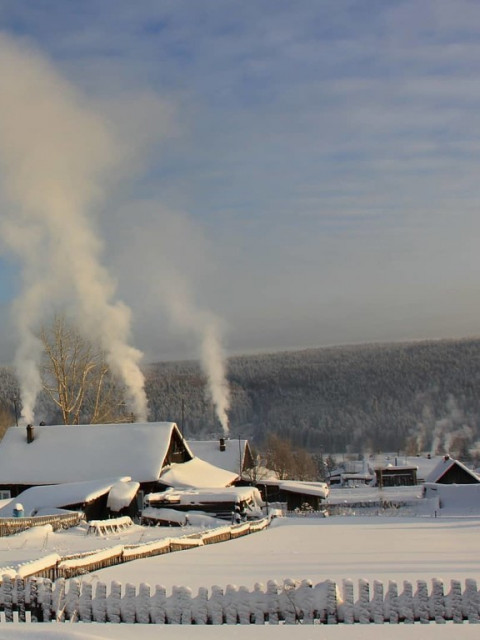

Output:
xmin=40 ymin=314 xmax=130 ymax=425
xmin=264 ymin=433 xmax=318 ymax=481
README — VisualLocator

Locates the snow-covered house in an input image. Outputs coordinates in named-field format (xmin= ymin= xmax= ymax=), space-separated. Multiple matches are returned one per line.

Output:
xmin=0 ymin=422 xmax=193 ymax=501
xmin=424 ymin=454 xmax=480 ymax=484
xmin=256 ymin=479 xmax=329 ymax=511
xmin=186 ymin=438 xmax=255 ymax=477
xmin=374 ymin=463 xmax=418 ymax=487
xmin=329 ymin=460 xmax=375 ymax=487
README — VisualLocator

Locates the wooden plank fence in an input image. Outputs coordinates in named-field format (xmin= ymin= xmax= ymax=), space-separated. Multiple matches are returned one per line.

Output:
xmin=0 ymin=575 xmax=479 ymax=624
xmin=0 ymin=518 xmax=271 ymax=582
xmin=0 ymin=512 xmax=84 ymax=537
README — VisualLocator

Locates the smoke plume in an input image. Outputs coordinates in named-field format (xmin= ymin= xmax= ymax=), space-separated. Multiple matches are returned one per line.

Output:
xmin=0 ymin=33 xmax=148 ymax=423
xmin=162 ymin=274 xmax=231 ymax=435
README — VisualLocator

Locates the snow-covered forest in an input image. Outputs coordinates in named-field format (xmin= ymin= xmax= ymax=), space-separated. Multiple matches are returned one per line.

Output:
xmin=3 ymin=337 xmax=480 ymax=459
xmin=147 ymin=338 xmax=480 ymax=458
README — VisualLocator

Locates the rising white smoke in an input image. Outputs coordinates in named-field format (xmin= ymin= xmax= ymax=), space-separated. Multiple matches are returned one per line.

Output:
xmin=0 ymin=33 xmax=148 ymax=423
xmin=161 ymin=274 xmax=230 ymax=435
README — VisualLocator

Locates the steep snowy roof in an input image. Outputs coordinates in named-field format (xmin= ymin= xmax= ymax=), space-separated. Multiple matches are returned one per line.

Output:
xmin=159 ymin=457 xmax=238 ymax=489
xmin=0 ymin=422 xmax=190 ymax=485
xmin=424 ymin=455 xmax=480 ymax=484
xmin=187 ymin=439 xmax=250 ymax=474
xmin=0 ymin=477 xmax=128 ymax=517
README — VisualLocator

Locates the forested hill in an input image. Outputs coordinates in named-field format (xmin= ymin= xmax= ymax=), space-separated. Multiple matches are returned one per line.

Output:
xmin=146 ymin=338 xmax=480 ymax=457
xmin=2 ymin=338 xmax=480 ymax=457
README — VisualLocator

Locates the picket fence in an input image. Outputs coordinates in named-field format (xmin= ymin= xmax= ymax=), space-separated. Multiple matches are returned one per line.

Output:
xmin=0 ymin=575 xmax=479 ymax=624
xmin=0 ymin=519 xmax=269 ymax=583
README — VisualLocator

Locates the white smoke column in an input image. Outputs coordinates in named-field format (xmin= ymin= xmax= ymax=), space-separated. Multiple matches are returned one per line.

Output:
xmin=162 ymin=275 xmax=230 ymax=435
xmin=0 ymin=34 xmax=148 ymax=422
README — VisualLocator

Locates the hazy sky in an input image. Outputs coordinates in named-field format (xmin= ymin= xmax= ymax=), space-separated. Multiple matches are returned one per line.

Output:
xmin=1 ymin=0 xmax=480 ymax=364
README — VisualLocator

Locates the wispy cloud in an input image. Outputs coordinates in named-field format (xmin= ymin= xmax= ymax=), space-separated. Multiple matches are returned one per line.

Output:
xmin=1 ymin=1 xmax=480 ymax=364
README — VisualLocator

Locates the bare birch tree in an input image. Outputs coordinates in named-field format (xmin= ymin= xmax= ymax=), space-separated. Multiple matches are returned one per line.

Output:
xmin=39 ymin=314 xmax=130 ymax=425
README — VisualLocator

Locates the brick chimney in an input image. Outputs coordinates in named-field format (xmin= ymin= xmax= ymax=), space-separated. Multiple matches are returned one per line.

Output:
xmin=219 ymin=437 xmax=226 ymax=452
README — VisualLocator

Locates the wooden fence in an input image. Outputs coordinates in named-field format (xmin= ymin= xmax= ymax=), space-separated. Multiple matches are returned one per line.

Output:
xmin=0 ymin=512 xmax=84 ymax=537
xmin=0 ymin=519 xmax=271 ymax=582
xmin=0 ymin=575 xmax=479 ymax=624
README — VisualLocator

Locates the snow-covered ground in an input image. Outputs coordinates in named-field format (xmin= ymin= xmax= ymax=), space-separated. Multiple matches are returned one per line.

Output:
xmin=95 ymin=515 xmax=480 ymax=589
xmin=0 ymin=496 xmax=479 ymax=637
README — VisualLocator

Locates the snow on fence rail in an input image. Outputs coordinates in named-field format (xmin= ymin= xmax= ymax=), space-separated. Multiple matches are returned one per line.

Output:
xmin=0 ymin=518 xmax=271 ymax=583
xmin=0 ymin=512 xmax=84 ymax=537
xmin=0 ymin=575 xmax=480 ymax=624
xmin=86 ymin=516 xmax=133 ymax=536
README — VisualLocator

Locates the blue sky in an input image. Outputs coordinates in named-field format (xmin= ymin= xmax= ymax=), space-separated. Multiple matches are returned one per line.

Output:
xmin=1 ymin=0 xmax=480 ymax=363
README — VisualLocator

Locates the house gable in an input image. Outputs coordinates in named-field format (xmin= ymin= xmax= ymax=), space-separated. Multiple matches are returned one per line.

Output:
xmin=425 ymin=455 xmax=480 ymax=485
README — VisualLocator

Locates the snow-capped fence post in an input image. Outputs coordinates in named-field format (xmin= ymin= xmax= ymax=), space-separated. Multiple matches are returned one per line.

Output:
xmin=252 ymin=582 xmax=266 ymax=624
xmin=52 ymin=577 xmax=65 ymax=622
xmin=168 ymin=585 xmax=182 ymax=624
xmin=356 ymin=579 xmax=370 ymax=623
xmin=447 ymin=579 xmax=464 ymax=623
xmin=179 ymin=586 xmax=193 ymax=624
xmin=136 ymin=583 xmax=151 ymax=624
xmin=28 ymin=578 xmax=40 ymax=623
xmin=385 ymin=580 xmax=399 ymax=623
xmin=296 ymin=579 xmax=314 ymax=624
xmin=192 ymin=586 xmax=209 ymax=624
xmin=341 ymin=579 xmax=354 ymax=624
xmin=326 ymin=579 xmax=338 ymax=624
xmin=266 ymin=580 xmax=280 ymax=624
xmin=79 ymin=582 xmax=93 ymax=622
xmin=2 ymin=574 xmax=13 ymax=622
xmin=225 ymin=584 xmax=239 ymax=624
xmin=15 ymin=576 xmax=26 ymax=622
xmin=106 ymin=580 xmax=122 ymax=623
xmin=208 ymin=585 xmax=225 ymax=624
xmin=414 ymin=580 xmax=430 ymax=623
xmin=280 ymin=578 xmax=298 ymax=624
xmin=372 ymin=580 xmax=384 ymax=623
xmin=399 ymin=580 xmax=414 ymax=623
xmin=463 ymin=579 xmax=480 ymax=623
xmin=93 ymin=581 xmax=107 ymax=623
xmin=40 ymin=578 xmax=53 ymax=621
xmin=150 ymin=585 xmax=167 ymax=624
xmin=120 ymin=583 xmax=137 ymax=623
xmin=431 ymin=578 xmax=446 ymax=623
xmin=237 ymin=585 xmax=251 ymax=624
xmin=64 ymin=578 xmax=80 ymax=621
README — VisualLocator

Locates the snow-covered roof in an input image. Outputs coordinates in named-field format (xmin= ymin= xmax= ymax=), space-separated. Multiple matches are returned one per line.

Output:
xmin=159 ymin=457 xmax=239 ymax=489
xmin=424 ymin=455 xmax=480 ymax=484
xmin=0 ymin=422 xmax=190 ymax=485
xmin=146 ymin=486 xmax=263 ymax=506
xmin=187 ymin=439 xmax=250 ymax=474
xmin=278 ymin=481 xmax=329 ymax=499
xmin=0 ymin=477 xmax=129 ymax=517
xmin=107 ymin=480 xmax=140 ymax=512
